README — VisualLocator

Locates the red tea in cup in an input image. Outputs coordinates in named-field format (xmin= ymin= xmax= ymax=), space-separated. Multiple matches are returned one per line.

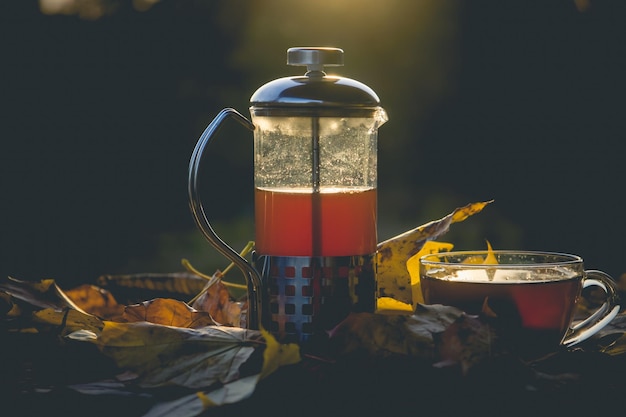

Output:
xmin=420 ymin=251 xmax=620 ymax=356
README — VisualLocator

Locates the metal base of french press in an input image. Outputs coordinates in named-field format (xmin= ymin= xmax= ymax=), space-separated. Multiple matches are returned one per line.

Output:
xmin=254 ymin=254 xmax=376 ymax=345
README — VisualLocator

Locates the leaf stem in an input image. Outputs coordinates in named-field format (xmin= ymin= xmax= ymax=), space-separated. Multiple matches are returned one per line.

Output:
xmin=183 ymin=241 xmax=256 ymax=305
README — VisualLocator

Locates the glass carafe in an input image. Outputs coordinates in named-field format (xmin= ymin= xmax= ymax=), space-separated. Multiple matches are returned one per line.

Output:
xmin=188 ymin=47 xmax=387 ymax=344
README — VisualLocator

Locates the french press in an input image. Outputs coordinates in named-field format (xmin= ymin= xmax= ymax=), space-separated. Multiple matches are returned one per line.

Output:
xmin=188 ymin=47 xmax=387 ymax=343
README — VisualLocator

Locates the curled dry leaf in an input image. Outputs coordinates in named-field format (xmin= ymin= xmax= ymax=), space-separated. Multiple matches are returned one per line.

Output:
xmin=433 ymin=313 xmax=497 ymax=375
xmin=328 ymin=303 xmax=510 ymax=378
xmin=0 ymin=276 xmax=89 ymax=314
xmin=328 ymin=304 xmax=466 ymax=359
xmin=71 ymin=272 xmax=244 ymax=328
xmin=97 ymin=272 xmax=207 ymax=300
xmin=123 ymin=298 xmax=216 ymax=328
xmin=191 ymin=278 xmax=243 ymax=327
xmin=64 ymin=284 xmax=125 ymax=320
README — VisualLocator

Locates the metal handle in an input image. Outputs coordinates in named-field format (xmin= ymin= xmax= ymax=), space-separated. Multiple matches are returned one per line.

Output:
xmin=188 ymin=108 xmax=263 ymax=330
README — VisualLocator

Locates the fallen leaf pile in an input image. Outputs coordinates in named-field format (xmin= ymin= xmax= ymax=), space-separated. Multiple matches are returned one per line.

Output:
xmin=2 ymin=201 xmax=626 ymax=417
xmin=0 ymin=275 xmax=300 ymax=416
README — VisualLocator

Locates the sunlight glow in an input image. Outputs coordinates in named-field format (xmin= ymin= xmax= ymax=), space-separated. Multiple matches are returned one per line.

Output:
xmin=38 ymin=0 xmax=160 ymax=19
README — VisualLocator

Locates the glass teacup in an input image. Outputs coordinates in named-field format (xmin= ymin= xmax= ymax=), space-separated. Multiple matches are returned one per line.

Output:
xmin=420 ymin=250 xmax=621 ymax=356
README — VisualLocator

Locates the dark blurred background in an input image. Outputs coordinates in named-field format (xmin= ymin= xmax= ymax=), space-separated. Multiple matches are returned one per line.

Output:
xmin=1 ymin=0 xmax=624 ymax=288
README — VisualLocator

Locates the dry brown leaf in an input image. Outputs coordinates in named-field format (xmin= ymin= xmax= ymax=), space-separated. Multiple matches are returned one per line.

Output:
xmin=65 ymin=284 xmax=125 ymax=320
xmin=123 ymin=298 xmax=216 ymax=328
xmin=433 ymin=313 xmax=497 ymax=375
xmin=191 ymin=279 xmax=242 ymax=327
xmin=328 ymin=304 xmax=466 ymax=359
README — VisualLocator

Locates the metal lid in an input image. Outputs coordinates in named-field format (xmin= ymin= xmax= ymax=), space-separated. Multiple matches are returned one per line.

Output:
xmin=250 ymin=47 xmax=382 ymax=113
xmin=287 ymin=47 xmax=344 ymax=71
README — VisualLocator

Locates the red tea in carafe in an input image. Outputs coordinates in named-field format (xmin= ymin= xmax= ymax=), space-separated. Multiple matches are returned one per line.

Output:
xmin=254 ymin=186 xmax=377 ymax=256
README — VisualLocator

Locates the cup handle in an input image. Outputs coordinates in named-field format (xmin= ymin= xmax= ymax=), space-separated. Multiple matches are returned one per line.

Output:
xmin=562 ymin=270 xmax=621 ymax=347
xmin=188 ymin=108 xmax=263 ymax=330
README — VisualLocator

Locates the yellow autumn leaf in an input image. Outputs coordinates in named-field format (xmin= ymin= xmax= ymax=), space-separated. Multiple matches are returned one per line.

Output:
xmin=376 ymin=200 xmax=493 ymax=309
xmin=259 ymin=328 xmax=301 ymax=380
xmin=483 ymin=240 xmax=498 ymax=264
xmin=378 ymin=241 xmax=454 ymax=314
xmin=450 ymin=201 xmax=493 ymax=223
xmin=405 ymin=240 xmax=499 ymax=308
xmin=406 ymin=241 xmax=455 ymax=307
xmin=33 ymin=307 xmax=104 ymax=335
xmin=376 ymin=296 xmax=414 ymax=314
xmin=461 ymin=240 xmax=498 ymax=265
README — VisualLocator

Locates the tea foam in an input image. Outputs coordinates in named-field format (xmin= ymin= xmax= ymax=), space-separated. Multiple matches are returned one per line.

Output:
xmin=429 ymin=267 xmax=578 ymax=283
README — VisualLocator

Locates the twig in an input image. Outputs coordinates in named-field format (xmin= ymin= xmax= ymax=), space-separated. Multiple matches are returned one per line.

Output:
xmin=183 ymin=241 xmax=255 ymax=305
